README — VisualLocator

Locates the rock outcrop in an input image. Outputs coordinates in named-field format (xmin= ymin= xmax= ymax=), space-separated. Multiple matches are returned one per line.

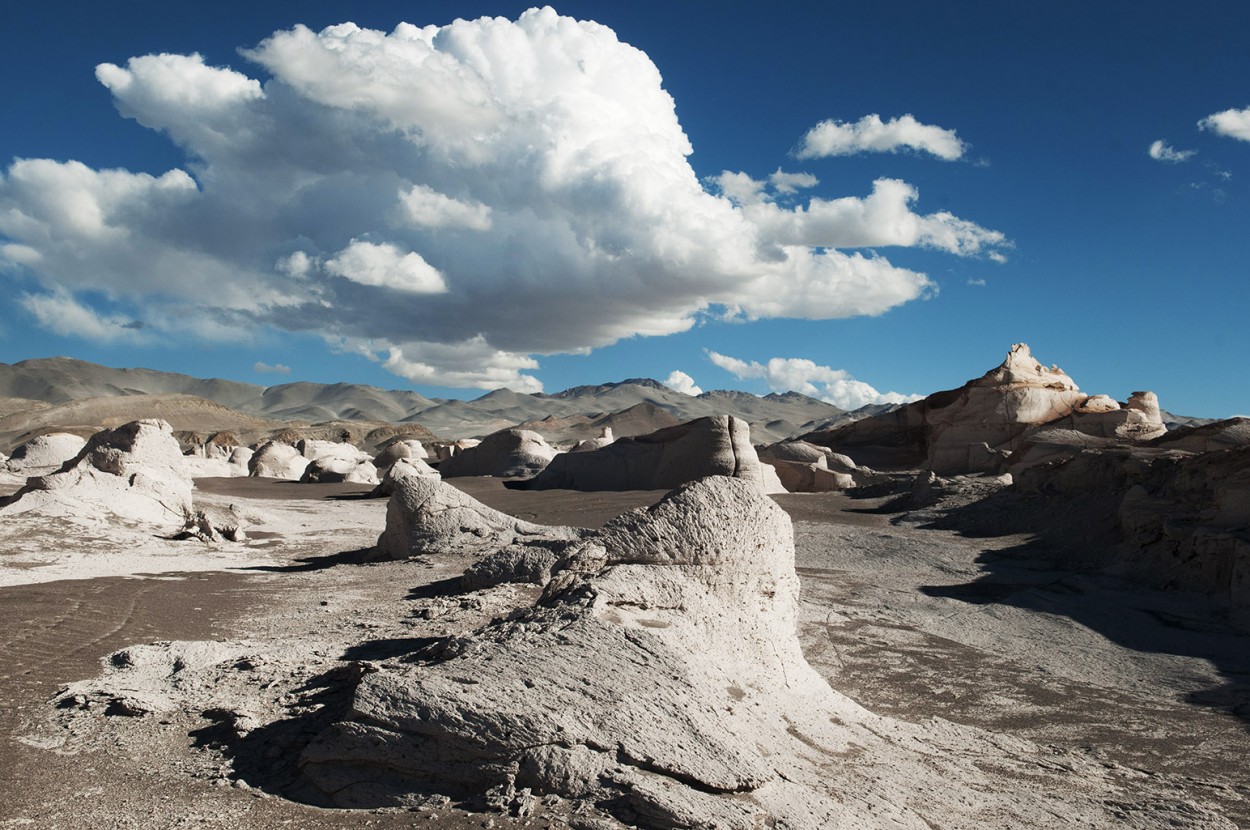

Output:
xmin=372 ymin=475 xmax=584 ymax=561
xmin=368 ymin=457 xmax=440 ymax=498
xmin=302 ymin=478 xmax=846 ymax=825
xmin=0 ymin=419 xmax=192 ymax=526
xmin=515 ymin=415 xmax=766 ymax=491
xmin=247 ymin=441 xmax=311 ymax=480
xmin=437 ymin=429 xmax=556 ymax=478
xmin=5 ymin=432 xmax=88 ymax=473
xmin=372 ymin=439 xmax=428 ymax=473
xmin=805 ymin=344 xmax=1166 ymax=475
xmin=758 ymin=440 xmax=885 ymax=492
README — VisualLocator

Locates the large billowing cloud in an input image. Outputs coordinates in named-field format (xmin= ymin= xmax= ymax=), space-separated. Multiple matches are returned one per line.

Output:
xmin=1199 ymin=106 xmax=1250 ymax=142
xmin=707 ymin=350 xmax=921 ymax=411
xmin=0 ymin=8 xmax=1004 ymax=391
xmin=796 ymin=114 xmax=967 ymax=161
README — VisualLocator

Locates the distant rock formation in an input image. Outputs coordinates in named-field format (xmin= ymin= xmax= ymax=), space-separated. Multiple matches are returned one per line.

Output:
xmin=302 ymin=478 xmax=846 ymax=824
xmin=758 ymin=440 xmax=885 ymax=492
xmin=514 ymin=415 xmax=766 ymax=491
xmin=369 ymin=457 xmax=440 ymax=498
xmin=247 ymin=441 xmax=311 ymax=480
xmin=437 ymin=429 xmax=556 ymax=478
xmin=1 ymin=419 xmax=191 ymax=526
xmin=298 ymin=441 xmax=378 ymax=484
xmin=804 ymin=344 xmax=1166 ymax=475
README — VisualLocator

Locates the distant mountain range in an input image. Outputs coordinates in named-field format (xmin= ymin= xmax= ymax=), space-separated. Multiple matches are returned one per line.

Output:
xmin=0 ymin=357 xmax=882 ymax=446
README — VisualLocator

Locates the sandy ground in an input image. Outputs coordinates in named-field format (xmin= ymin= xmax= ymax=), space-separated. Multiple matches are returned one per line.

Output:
xmin=1 ymin=477 xmax=1247 ymax=828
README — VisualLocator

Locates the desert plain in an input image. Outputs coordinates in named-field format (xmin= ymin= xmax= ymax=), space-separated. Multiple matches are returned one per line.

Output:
xmin=0 ymin=347 xmax=1248 ymax=829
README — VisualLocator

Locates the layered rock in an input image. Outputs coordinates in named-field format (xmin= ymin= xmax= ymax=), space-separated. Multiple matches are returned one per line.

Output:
xmin=516 ymin=415 xmax=766 ymax=491
xmin=437 ymin=429 xmax=556 ymax=478
xmin=806 ymin=344 xmax=1166 ymax=475
xmin=0 ymin=419 xmax=191 ymax=526
xmin=302 ymin=478 xmax=846 ymax=825
xmin=758 ymin=440 xmax=885 ymax=492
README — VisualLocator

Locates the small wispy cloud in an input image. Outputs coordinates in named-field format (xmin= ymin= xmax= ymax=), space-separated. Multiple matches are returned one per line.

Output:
xmin=1148 ymin=139 xmax=1196 ymax=163
xmin=965 ymin=277 xmax=987 ymax=287
xmin=796 ymin=114 xmax=967 ymax=161
xmin=254 ymin=361 xmax=292 ymax=375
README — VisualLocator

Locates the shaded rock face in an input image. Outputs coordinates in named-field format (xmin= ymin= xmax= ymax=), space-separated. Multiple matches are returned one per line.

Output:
xmin=517 ymin=415 xmax=764 ymax=492
xmin=1012 ymin=436 xmax=1250 ymax=625
xmin=302 ymin=478 xmax=846 ymax=826
xmin=373 ymin=475 xmax=585 ymax=561
xmin=5 ymin=432 xmax=87 ymax=472
xmin=805 ymin=344 xmax=1165 ymax=475
xmin=438 ymin=429 xmax=555 ymax=478
xmin=0 ymin=419 xmax=192 ymax=526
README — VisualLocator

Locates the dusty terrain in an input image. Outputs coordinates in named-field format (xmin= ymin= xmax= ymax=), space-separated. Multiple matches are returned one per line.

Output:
xmin=1 ymin=477 xmax=1247 ymax=828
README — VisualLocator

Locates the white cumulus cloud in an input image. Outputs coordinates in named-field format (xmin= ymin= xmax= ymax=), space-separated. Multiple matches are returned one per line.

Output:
xmin=707 ymin=350 xmax=920 ymax=410
xmin=0 ymin=9 xmax=1004 ymax=391
xmin=254 ymin=361 xmax=291 ymax=374
xmin=1199 ymin=106 xmax=1250 ymax=142
xmin=19 ymin=291 xmax=150 ymax=344
xmin=663 ymin=370 xmax=702 ymax=396
xmin=797 ymin=114 xmax=966 ymax=161
xmin=1148 ymin=139 xmax=1196 ymax=163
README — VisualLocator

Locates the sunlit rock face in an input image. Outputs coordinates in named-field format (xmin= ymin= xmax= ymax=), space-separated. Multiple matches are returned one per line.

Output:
xmin=1 ymin=419 xmax=191 ymax=527
xmin=804 ymin=344 xmax=1166 ymax=475
xmin=302 ymin=477 xmax=849 ymax=826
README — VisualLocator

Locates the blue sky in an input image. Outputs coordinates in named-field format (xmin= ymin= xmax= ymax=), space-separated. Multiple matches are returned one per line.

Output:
xmin=1 ymin=1 xmax=1247 ymax=416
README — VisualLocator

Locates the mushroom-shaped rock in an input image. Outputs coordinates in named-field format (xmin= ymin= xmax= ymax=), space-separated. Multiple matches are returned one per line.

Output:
xmin=437 ymin=429 xmax=556 ymax=478
xmin=569 ymin=427 xmax=615 ymax=453
xmin=1 ymin=419 xmax=192 ymax=526
xmin=6 ymin=432 xmax=88 ymax=473
xmin=248 ymin=441 xmax=311 ymax=480
xmin=373 ymin=475 xmax=584 ymax=561
xmin=301 ymin=478 xmax=845 ymax=825
xmin=516 ymin=415 xmax=765 ymax=491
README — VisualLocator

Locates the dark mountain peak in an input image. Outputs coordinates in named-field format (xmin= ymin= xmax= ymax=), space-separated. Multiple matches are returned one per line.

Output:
xmin=545 ymin=377 xmax=668 ymax=399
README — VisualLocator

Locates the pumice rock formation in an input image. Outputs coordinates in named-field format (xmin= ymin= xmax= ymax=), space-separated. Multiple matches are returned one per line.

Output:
xmin=302 ymin=477 xmax=847 ymax=825
xmin=0 ymin=419 xmax=191 ymax=526
xmin=247 ymin=441 xmax=311 ymax=480
xmin=514 ymin=415 xmax=767 ymax=491
xmin=758 ymin=439 xmax=885 ymax=492
xmin=372 ymin=475 xmax=584 ymax=561
xmin=805 ymin=343 xmax=1166 ymax=475
xmin=437 ymin=428 xmax=556 ymax=478
xmin=368 ymin=456 xmax=441 ymax=498
xmin=5 ymin=431 xmax=88 ymax=473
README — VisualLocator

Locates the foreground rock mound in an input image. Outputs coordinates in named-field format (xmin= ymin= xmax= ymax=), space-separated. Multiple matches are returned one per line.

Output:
xmin=1 ymin=419 xmax=191 ymax=526
xmin=437 ymin=429 xmax=556 ymax=478
xmin=303 ymin=478 xmax=846 ymax=825
xmin=516 ymin=415 xmax=766 ymax=491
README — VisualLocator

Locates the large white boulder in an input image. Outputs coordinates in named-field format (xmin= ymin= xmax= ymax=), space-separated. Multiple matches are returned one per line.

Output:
xmin=5 ymin=432 xmax=88 ymax=473
xmin=303 ymin=478 xmax=846 ymax=825
xmin=247 ymin=441 xmax=311 ymax=480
